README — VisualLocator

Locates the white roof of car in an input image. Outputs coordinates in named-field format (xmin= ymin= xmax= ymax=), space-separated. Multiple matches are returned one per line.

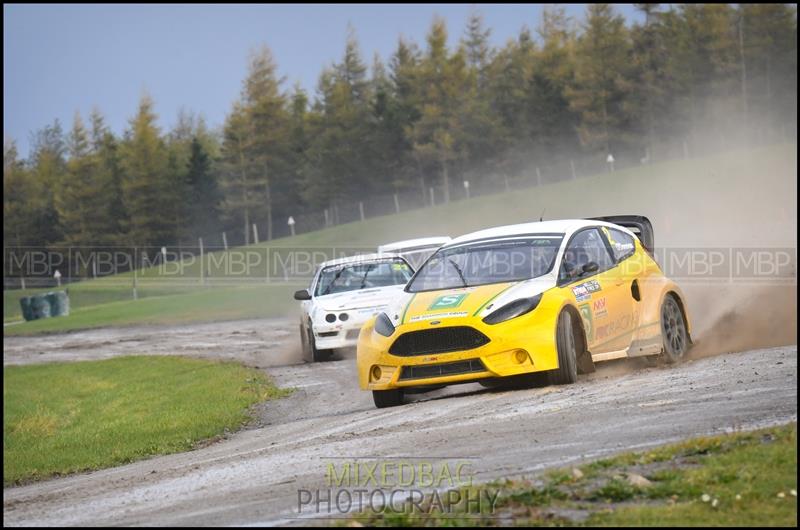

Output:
xmin=319 ymin=252 xmax=405 ymax=269
xmin=377 ymin=236 xmax=451 ymax=253
xmin=445 ymin=219 xmax=633 ymax=248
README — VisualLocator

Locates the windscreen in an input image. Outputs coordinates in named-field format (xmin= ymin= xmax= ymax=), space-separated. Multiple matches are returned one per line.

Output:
xmin=407 ymin=236 xmax=564 ymax=292
xmin=315 ymin=259 xmax=414 ymax=296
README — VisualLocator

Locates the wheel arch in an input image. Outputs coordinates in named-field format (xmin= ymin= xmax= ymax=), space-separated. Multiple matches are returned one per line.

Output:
xmin=663 ymin=289 xmax=693 ymax=344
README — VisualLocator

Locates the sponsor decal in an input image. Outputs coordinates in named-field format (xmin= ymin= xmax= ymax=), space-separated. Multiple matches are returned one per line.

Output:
xmin=357 ymin=306 xmax=385 ymax=314
xmin=572 ymin=284 xmax=590 ymax=302
xmin=579 ymin=303 xmax=594 ymax=342
xmin=592 ymin=297 xmax=608 ymax=318
xmin=584 ymin=279 xmax=602 ymax=293
xmin=572 ymin=279 xmax=601 ymax=302
xmin=594 ymin=311 xmax=638 ymax=341
xmin=409 ymin=311 xmax=468 ymax=322
xmin=428 ymin=293 xmax=468 ymax=310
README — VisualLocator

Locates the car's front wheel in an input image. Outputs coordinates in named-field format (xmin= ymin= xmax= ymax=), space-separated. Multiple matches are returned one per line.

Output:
xmin=548 ymin=309 xmax=579 ymax=385
xmin=372 ymin=389 xmax=404 ymax=408
xmin=306 ymin=323 xmax=333 ymax=362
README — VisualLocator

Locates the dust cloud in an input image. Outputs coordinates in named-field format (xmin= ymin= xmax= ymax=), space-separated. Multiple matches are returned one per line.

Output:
xmin=371 ymin=138 xmax=797 ymax=360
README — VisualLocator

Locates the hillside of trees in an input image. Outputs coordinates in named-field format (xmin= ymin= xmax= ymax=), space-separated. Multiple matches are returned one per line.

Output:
xmin=4 ymin=4 xmax=797 ymax=252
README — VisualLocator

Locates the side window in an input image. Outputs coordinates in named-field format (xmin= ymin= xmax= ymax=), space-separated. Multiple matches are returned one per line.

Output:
xmin=559 ymin=228 xmax=615 ymax=283
xmin=603 ymin=227 xmax=636 ymax=262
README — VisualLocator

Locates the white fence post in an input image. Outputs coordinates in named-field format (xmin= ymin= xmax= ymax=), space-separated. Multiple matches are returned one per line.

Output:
xmin=222 ymin=231 xmax=228 ymax=250
xmin=198 ymin=237 xmax=205 ymax=286
xmin=429 ymin=187 xmax=435 ymax=207
xmin=359 ymin=201 xmax=365 ymax=221
xmin=253 ymin=223 xmax=259 ymax=245
xmin=393 ymin=193 xmax=400 ymax=214
xmin=132 ymin=247 xmax=138 ymax=300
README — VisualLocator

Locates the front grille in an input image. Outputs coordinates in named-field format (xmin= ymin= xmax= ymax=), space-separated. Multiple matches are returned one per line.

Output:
xmin=318 ymin=331 xmax=338 ymax=338
xmin=399 ymin=359 xmax=487 ymax=381
xmin=389 ymin=326 xmax=490 ymax=356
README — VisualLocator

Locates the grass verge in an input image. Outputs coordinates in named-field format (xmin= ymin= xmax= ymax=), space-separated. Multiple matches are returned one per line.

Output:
xmin=348 ymin=423 xmax=797 ymax=527
xmin=3 ymin=355 xmax=292 ymax=485
xmin=3 ymin=284 xmax=297 ymax=337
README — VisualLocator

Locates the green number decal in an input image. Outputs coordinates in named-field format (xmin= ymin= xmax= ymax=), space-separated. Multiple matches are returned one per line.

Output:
xmin=429 ymin=294 xmax=467 ymax=310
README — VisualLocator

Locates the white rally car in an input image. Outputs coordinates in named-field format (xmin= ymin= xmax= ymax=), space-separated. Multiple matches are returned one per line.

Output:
xmin=377 ymin=236 xmax=452 ymax=270
xmin=294 ymin=237 xmax=451 ymax=362
xmin=294 ymin=253 xmax=416 ymax=362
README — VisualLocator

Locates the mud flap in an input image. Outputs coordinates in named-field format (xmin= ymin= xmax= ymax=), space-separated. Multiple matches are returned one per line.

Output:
xmin=573 ymin=315 xmax=596 ymax=374
xmin=577 ymin=349 xmax=596 ymax=374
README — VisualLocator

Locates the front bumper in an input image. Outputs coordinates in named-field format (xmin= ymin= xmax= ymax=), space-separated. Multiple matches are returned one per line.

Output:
xmin=313 ymin=310 xmax=382 ymax=349
xmin=357 ymin=299 xmax=564 ymax=390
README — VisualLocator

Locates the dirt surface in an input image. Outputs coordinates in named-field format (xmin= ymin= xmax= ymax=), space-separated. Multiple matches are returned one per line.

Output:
xmin=2 ymin=318 xmax=303 ymax=368
xmin=3 ymin=319 xmax=796 ymax=526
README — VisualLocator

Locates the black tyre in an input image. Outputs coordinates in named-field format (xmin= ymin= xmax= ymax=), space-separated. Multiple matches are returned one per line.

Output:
xmin=299 ymin=323 xmax=310 ymax=358
xmin=660 ymin=294 xmax=689 ymax=364
xmin=372 ymin=389 xmax=404 ymax=408
xmin=548 ymin=310 xmax=579 ymax=385
xmin=307 ymin=324 xmax=333 ymax=363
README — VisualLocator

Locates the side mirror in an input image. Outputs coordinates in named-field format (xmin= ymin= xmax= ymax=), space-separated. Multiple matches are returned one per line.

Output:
xmin=582 ymin=261 xmax=599 ymax=274
xmin=293 ymin=289 xmax=311 ymax=301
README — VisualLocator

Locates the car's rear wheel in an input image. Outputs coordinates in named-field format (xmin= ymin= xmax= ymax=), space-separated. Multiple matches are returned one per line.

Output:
xmin=548 ymin=309 xmax=579 ymax=385
xmin=661 ymin=294 xmax=689 ymax=364
xmin=372 ymin=389 xmax=404 ymax=408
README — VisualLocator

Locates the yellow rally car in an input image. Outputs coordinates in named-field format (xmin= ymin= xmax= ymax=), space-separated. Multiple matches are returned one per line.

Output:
xmin=357 ymin=216 xmax=692 ymax=408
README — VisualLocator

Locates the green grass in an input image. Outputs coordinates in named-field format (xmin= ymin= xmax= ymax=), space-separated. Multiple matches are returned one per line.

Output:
xmin=3 ymin=356 xmax=292 ymax=485
xmin=4 ymin=142 xmax=796 ymax=334
xmin=5 ymin=284 xmax=297 ymax=336
xmin=350 ymin=423 xmax=797 ymax=527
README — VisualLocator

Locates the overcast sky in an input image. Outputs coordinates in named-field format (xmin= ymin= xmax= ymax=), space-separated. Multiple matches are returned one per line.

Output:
xmin=4 ymin=4 xmax=641 ymax=157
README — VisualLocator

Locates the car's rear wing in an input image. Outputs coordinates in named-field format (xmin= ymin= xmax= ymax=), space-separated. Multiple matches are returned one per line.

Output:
xmin=588 ymin=215 xmax=655 ymax=254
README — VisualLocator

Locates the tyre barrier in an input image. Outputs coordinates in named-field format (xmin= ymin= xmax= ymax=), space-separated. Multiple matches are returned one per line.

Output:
xmin=19 ymin=291 xmax=70 ymax=321
xmin=19 ymin=296 xmax=34 ymax=321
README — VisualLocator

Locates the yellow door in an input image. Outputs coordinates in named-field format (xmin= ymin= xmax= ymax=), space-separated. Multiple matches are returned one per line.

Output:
xmin=559 ymin=228 xmax=635 ymax=354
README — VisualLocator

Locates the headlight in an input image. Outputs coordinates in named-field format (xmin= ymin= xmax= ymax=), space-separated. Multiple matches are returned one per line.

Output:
xmin=374 ymin=312 xmax=395 ymax=337
xmin=482 ymin=294 xmax=542 ymax=325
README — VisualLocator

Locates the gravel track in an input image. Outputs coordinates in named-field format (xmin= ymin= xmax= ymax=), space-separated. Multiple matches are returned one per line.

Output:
xmin=3 ymin=319 xmax=796 ymax=526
